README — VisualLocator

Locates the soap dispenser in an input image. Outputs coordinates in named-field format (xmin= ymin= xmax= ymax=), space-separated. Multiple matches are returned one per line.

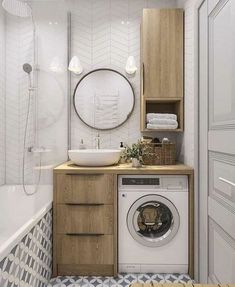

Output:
xmin=119 ymin=142 xmax=126 ymax=164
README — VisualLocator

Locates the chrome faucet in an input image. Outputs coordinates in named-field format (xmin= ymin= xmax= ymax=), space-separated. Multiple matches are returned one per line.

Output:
xmin=95 ymin=133 xmax=100 ymax=149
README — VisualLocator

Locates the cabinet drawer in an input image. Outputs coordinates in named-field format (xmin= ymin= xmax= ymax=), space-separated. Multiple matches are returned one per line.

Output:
xmin=57 ymin=204 xmax=114 ymax=234
xmin=57 ymin=264 xmax=114 ymax=276
xmin=57 ymin=234 xmax=113 ymax=265
xmin=56 ymin=174 xmax=114 ymax=204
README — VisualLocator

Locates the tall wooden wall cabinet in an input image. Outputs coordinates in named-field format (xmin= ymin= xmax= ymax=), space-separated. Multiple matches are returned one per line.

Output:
xmin=141 ymin=9 xmax=184 ymax=132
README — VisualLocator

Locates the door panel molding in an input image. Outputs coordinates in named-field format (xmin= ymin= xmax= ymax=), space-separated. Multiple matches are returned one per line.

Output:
xmin=199 ymin=0 xmax=235 ymax=283
xmin=208 ymin=130 xmax=235 ymax=155
xmin=208 ymin=0 xmax=235 ymax=130
xmin=208 ymin=197 xmax=235 ymax=239
xmin=208 ymin=218 xmax=235 ymax=283
xmin=209 ymin=152 xmax=235 ymax=208
xmin=198 ymin=0 xmax=208 ymax=282
xmin=208 ymin=0 xmax=223 ymax=15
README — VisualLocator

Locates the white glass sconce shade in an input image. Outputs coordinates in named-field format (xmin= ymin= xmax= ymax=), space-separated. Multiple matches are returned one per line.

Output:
xmin=68 ymin=56 xmax=83 ymax=75
xmin=125 ymin=56 xmax=137 ymax=75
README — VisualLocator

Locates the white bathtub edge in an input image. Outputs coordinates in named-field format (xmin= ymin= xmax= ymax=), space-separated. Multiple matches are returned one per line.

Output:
xmin=0 ymin=201 xmax=52 ymax=263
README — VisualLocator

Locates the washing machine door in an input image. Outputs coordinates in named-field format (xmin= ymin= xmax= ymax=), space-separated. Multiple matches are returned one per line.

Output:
xmin=127 ymin=194 xmax=180 ymax=247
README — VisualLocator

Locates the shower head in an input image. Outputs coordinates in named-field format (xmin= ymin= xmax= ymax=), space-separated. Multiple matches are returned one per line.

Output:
xmin=23 ymin=63 xmax=32 ymax=74
xmin=2 ymin=0 xmax=32 ymax=18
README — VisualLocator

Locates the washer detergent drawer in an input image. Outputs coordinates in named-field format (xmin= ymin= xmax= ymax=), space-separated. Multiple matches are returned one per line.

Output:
xmin=162 ymin=176 xmax=188 ymax=191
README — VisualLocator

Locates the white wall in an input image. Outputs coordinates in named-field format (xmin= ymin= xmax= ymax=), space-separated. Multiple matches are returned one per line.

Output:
xmin=3 ymin=1 xmax=68 ymax=185
xmin=177 ymin=0 xmax=198 ymax=280
xmin=2 ymin=0 xmax=190 ymax=186
xmin=177 ymin=0 xmax=197 ymax=167
xmin=0 ymin=7 xmax=5 ymax=186
xmin=32 ymin=1 xmax=68 ymax=185
xmin=5 ymin=14 xmax=35 ymax=184
xmin=69 ymin=0 xmax=179 ymax=150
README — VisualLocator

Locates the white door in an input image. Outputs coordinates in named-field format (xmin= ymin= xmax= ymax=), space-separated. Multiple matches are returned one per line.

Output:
xmin=199 ymin=0 xmax=235 ymax=283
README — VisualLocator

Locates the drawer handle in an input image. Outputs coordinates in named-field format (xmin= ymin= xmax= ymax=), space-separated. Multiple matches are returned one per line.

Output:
xmin=66 ymin=233 xmax=104 ymax=236
xmin=65 ymin=173 xmax=103 ymax=176
xmin=65 ymin=203 xmax=104 ymax=206
xmin=219 ymin=177 xmax=235 ymax=187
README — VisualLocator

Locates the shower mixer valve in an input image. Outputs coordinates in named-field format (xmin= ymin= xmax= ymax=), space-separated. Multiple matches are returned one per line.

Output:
xmin=28 ymin=146 xmax=52 ymax=153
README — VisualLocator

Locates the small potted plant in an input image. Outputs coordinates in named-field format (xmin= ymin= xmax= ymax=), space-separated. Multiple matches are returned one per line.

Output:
xmin=124 ymin=141 xmax=143 ymax=167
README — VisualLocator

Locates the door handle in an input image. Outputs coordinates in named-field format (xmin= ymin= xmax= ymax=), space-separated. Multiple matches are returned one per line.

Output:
xmin=219 ymin=177 xmax=235 ymax=187
xmin=142 ymin=63 xmax=145 ymax=95
xmin=66 ymin=173 xmax=103 ymax=176
xmin=65 ymin=203 xmax=104 ymax=206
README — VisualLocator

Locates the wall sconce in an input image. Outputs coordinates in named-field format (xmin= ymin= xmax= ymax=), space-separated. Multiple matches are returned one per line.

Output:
xmin=125 ymin=56 xmax=137 ymax=75
xmin=68 ymin=56 xmax=83 ymax=75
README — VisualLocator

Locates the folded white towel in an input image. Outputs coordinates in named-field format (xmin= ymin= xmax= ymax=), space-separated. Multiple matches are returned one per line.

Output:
xmin=146 ymin=113 xmax=177 ymax=122
xmin=147 ymin=123 xmax=178 ymax=130
xmin=148 ymin=118 xmax=178 ymax=125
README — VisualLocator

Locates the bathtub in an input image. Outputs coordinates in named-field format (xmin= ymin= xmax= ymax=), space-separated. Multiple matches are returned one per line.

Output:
xmin=0 ymin=184 xmax=53 ymax=287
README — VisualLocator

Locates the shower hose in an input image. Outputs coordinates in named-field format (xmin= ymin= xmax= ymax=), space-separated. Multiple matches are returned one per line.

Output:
xmin=22 ymin=83 xmax=42 ymax=196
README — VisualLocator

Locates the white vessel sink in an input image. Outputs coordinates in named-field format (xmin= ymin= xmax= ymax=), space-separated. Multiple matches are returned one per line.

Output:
xmin=68 ymin=149 xmax=121 ymax=167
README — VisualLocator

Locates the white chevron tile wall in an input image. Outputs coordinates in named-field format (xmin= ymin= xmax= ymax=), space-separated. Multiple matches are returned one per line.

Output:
xmin=70 ymin=0 xmax=178 ymax=149
xmin=0 ymin=8 xmax=5 ymax=186
xmin=5 ymin=15 xmax=35 ymax=184
xmin=2 ymin=1 xmax=69 ymax=186
xmin=1 ymin=0 xmax=178 ymax=185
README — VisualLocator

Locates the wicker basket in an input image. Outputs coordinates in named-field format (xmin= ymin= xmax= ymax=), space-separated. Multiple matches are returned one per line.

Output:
xmin=142 ymin=143 xmax=176 ymax=165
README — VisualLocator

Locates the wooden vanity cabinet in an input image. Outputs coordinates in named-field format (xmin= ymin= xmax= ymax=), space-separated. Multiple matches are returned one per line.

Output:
xmin=141 ymin=9 xmax=184 ymax=132
xmin=53 ymin=173 xmax=117 ymax=277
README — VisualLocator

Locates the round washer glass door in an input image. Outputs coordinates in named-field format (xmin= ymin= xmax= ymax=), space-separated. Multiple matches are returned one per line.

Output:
xmin=127 ymin=195 xmax=180 ymax=247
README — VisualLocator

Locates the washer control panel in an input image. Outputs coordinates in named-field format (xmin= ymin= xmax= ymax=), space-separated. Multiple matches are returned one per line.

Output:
xmin=122 ymin=177 xmax=160 ymax=186
xmin=119 ymin=175 xmax=188 ymax=191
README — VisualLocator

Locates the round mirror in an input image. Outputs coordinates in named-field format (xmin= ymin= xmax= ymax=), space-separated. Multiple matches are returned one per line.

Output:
xmin=73 ymin=69 xmax=135 ymax=130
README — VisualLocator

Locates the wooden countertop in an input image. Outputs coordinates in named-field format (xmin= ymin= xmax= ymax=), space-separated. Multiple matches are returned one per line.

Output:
xmin=54 ymin=161 xmax=193 ymax=175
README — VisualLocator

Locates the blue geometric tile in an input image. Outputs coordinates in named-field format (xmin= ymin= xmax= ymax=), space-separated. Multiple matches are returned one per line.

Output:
xmin=0 ymin=209 xmax=52 ymax=287
xmin=48 ymin=273 xmax=194 ymax=286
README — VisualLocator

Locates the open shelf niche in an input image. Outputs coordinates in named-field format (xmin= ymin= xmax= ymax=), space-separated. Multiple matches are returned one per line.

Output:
xmin=141 ymin=98 xmax=184 ymax=132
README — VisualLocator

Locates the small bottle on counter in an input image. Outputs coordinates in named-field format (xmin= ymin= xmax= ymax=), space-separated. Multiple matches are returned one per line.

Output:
xmin=119 ymin=142 xmax=126 ymax=164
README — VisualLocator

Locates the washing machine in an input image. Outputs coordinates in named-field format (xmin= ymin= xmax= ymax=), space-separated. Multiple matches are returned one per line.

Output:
xmin=118 ymin=175 xmax=188 ymax=274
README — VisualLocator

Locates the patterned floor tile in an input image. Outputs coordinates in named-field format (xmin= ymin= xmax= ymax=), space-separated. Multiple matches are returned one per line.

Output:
xmin=48 ymin=273 xmax=194 ymax=287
